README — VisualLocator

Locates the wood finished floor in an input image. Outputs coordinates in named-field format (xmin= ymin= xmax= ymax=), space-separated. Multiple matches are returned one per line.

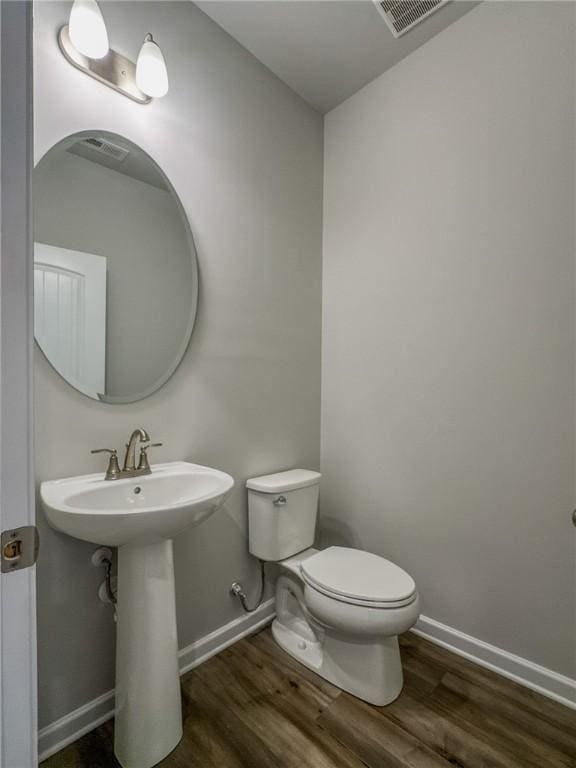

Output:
xmin=42 ymin=628 xmax=576 ymax=768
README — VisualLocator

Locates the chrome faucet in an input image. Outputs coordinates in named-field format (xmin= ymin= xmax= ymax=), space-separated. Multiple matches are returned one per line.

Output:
xmin=91 ymin=427 xmax=163 ymax=480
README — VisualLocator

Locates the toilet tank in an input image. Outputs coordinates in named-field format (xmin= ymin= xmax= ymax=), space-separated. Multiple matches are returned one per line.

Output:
xmin=246 ymin=469 xmax=321 ymax=561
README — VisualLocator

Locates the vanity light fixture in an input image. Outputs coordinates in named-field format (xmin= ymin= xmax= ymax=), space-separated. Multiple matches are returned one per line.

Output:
xmin=59 ymin=2 xmax=169 ymax=104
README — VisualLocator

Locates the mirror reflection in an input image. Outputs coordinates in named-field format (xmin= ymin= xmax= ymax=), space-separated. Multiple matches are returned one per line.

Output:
xmin=34 ymin=131 xmax=198 ymax=403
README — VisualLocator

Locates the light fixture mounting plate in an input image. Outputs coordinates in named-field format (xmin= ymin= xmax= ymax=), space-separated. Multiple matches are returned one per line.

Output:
xmin=58 ymin=26 xmax=152 ymax=105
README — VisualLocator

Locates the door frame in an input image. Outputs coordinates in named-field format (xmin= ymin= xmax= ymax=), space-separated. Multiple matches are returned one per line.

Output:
xmin=0 ymin=1 xmax=37 ymax=766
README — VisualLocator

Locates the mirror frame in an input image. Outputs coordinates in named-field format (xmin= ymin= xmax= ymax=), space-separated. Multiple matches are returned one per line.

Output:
xmin=34 ymin=130 xmax=200 ymax=404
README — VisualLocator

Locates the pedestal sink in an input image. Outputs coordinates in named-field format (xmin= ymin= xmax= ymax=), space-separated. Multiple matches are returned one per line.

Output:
xmin=40 ymin=461 xmax=234 ymax=768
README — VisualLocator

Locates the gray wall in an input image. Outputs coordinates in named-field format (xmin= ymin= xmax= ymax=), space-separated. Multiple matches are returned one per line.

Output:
xmin=34 ymin=1 xmax=323 ymax=728
xmin=34 ymin=150 xmax=194 ymax=398
xmin=322 ymin=1 xmax=575 ymax=677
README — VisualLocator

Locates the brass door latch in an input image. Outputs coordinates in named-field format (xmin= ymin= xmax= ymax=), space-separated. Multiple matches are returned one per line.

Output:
xmin=1 ymin=526 xmax=39 ymax=573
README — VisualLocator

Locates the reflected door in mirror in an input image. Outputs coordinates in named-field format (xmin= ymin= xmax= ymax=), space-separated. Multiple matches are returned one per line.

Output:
xmin=34 ymin=243 xmax=107 ymax=399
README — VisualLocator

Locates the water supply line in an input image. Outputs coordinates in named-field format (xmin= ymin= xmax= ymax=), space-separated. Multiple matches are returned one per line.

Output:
xmin=92 ymin=547 xmax=117 ymax=605
xmin=102 ymin=556 xmax=117 ymax=604
xmin=230 ymin=559 xmax=266 ymax=613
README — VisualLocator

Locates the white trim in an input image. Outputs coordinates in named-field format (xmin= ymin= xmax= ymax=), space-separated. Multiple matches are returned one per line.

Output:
xmin=38 ymin=599 xmax=276 ymax=762
xmin=37 ymin=690 xmax=115 ymax=764
xmin=413 ymin=615 xmax=576 ymax=711
xmin=178 ymin=597 xmax=276 ymax=676
xmin=0 ymin=2 xmax=37 ymax=766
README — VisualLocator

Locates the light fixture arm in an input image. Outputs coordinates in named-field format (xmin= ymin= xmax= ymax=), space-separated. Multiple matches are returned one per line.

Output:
xmin=59 ymin=25 xmax=152 ymax=104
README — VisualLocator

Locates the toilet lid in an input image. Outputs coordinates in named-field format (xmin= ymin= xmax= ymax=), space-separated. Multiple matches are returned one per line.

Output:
xmin=300 ymin=547 xmax=416 ymax=605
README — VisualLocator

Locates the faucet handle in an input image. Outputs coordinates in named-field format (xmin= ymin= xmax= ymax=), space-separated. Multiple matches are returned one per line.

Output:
xmin=91 ymin=448 xmax=121 ymax=481
xmin=137 ymin=443 xmax=163 ymax=473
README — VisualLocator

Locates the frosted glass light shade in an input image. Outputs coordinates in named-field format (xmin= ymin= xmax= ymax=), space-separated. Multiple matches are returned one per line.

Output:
xmin=69 ymin=0 xmax=109 ymax=59
xmin=136 ymin=35 xmax=169 ymax=98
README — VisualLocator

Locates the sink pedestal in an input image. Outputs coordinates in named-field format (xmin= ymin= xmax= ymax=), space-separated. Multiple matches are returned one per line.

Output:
xmin=114 ymin=539 xmax=182 ymax=768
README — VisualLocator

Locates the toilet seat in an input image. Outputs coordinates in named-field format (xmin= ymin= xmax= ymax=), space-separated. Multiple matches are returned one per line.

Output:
xmin=300 ymin=546 xmax=417 ymax=608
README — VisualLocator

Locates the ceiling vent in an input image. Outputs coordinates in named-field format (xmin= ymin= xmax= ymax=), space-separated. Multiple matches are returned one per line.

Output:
xmin=374 ymin=0 xmax=451 ymax=38
xmin=77 ymin=136 xmax=129 ymax=162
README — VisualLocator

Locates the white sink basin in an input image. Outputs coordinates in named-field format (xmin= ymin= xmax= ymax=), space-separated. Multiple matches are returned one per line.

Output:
xmin=40 ymin=461 xmax=234 ymax=546
xmin=40 ymin=459 xmax=235 ymax=768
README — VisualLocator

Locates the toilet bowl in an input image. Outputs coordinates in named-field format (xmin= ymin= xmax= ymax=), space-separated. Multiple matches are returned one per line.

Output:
xmin=246 ymin=469 xmax=420 ymax=706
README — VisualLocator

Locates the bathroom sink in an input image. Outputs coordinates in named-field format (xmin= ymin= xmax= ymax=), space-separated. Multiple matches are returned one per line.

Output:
xmin=41 ymin=459 xmax=234 ymax=768
xmin=40 ymin=461 xmax=234 ymax=546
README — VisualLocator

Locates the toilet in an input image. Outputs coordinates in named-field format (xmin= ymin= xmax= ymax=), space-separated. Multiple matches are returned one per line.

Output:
xmin=246 ymin=469 xmax=420 ymax=706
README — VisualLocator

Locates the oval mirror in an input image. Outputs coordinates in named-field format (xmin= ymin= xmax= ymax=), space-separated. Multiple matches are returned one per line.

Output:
xmin=33 ymin=131 xmax=198 ymax=403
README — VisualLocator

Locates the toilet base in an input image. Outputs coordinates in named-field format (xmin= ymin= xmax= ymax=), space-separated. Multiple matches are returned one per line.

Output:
xmin=271 ymin=617 xmax=403 ymax=706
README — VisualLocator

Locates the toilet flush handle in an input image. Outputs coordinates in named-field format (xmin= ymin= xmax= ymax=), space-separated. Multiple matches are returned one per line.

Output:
xmin=273 ymin=495 xmax=287 ymax=507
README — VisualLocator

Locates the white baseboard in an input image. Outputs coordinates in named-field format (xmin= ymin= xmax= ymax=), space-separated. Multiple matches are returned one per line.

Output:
xmin=38 ymin=598 xmax=276 ymax=762
xmin=178 ymin=597 xmax=276 ymax=676
xmin=37 ymin=690 xmax=116 ymax=765
xmin=413 ymin=615 xmax=576 ymax=711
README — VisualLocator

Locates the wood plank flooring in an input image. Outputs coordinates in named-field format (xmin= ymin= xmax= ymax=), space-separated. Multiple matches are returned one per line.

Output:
xmin=41 ymin=628 xmax=576 ymax=768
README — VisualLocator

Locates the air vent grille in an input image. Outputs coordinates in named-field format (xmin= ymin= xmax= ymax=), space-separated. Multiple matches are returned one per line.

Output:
xmin=80 ymin=137 xmax=129 ymax=162
xmin=374 ymin=0 xmax=450 ymax=38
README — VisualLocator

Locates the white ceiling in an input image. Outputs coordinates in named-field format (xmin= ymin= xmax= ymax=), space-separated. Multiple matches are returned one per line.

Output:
xmin=195 ymin=1 xmax=480 ymax=113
